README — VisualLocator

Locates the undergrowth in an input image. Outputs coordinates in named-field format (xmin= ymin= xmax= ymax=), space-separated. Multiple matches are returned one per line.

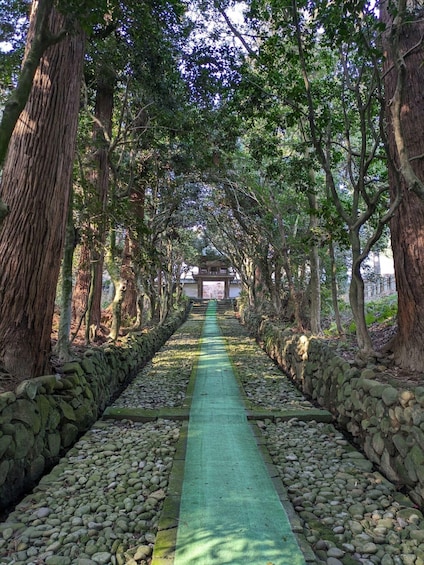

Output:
xmin=324 ymin=293 xmax=397 ymax=336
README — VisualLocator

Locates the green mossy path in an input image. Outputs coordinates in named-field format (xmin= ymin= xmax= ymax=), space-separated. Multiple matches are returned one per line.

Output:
xmin=168 ymin=301 xmax=306 ymax=565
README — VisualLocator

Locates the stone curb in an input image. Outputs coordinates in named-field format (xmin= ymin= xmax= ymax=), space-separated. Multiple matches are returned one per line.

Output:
xmin=150 ymin=419 xmax=188 ymax=565
xmin=246 ymin=408 xmax=333 ymax=422
xmin=249 ymin=421 xmax=317 ymax=563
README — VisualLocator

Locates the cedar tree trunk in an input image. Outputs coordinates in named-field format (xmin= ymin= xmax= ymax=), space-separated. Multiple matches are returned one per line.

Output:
xmin=72 ymin=244 xmax=91 ymax=331
xmin=120 ymin=233 xmax=136 ymax=322
xmin=105 ymin=229 xmax=127 ymax=341
xmin=122 ymin=185 xmax=146 ymax=324
xmin=0 ymin=0 xmax=55 ymax=168
xmin=308 ymin=189 xmax=321 ymax=334
xmin=71 ymin=66 xmax=114 ymax=342
xmin=55 ymin=186 xmax=77 ymax=360
xmin=87 ymin=66 xmax=115 ymax=338
xmin=381 ymin=1 xmax=424 ymax=370
xmin=0 ymin=8 xmax=85 ymax=379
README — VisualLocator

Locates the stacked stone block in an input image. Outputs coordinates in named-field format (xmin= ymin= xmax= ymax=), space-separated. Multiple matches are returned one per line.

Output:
xmin=0 ymin=308 xmax=189 ymax=510
xmin=242 ymin=309 xmax=424 ymax=508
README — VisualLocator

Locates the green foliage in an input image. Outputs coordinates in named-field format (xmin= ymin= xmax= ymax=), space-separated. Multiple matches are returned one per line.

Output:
xmin=57 ymin=0 xmax=119 ymax=34
xmin=365 ymin=294 xmax=397 ymax=324
xmin=0 ymin=0 xmax=27 ymax=46
xmin=2 ymin=0 xmax=399 ymax=342
xmin=328 ymin=294 xmax=397 ymax=336
xmin=0 ymin=0 xmax=27 ymax=95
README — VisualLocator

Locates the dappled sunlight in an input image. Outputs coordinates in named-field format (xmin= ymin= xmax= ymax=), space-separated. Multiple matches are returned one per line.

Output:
xmin=16 ymin=109 xmax=37 ymax=134
xmin=217 ymin=310 xmax=314 ymax=411
xmin=112 ymin=316 xmax=203 ymax=409
xmin=264 ymin=373 xmax=287 ymax=381
xmin=174 ymin=302 xmax=306 ymax=565
xmin=175 ymin=515 xmax=305 ymax=565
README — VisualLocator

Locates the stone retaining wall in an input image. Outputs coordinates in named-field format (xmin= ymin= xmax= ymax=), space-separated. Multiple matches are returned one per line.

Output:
xmin=241 ymin=308 xmax=424 ymax=508
xmin=0 ymin=307 xmax=189 ymax=510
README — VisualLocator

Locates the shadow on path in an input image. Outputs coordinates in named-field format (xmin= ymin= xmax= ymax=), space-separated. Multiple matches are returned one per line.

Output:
xmin=173 ymin=301 xmax=306 ymax=565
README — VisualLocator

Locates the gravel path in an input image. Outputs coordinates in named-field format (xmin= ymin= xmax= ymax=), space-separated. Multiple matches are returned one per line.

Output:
xmin=111 ymin=321 xmax=200 ymax=410
xmin=261 ymin=418 xmax=424 ymax=565
xmin=0 ymin=420 xmax=179 ymax=565
xmin=220 ymin=310 xmax=424 ymax=565
xmin=1 ymin=307 xmax=424 ymax=565
xmin=0 ymin=315 xmax=204 ymax=565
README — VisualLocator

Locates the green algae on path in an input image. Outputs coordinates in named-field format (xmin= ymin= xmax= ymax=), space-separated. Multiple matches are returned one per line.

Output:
xmin=174 ymin=301 xmax=306 ymax=565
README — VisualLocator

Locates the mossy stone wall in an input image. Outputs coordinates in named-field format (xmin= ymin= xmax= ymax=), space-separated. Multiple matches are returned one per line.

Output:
xmin=241 ymin=308 xmax=424 ymax=508
xmin=0 ymin=309 xmax=189 ymax=510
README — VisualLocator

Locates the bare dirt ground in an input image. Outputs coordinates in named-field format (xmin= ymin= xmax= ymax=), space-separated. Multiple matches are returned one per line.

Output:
xmin=0 ymin=310 xmax=113 ymax=395
xmin=330 ymin=320 xmax=424 ymax=389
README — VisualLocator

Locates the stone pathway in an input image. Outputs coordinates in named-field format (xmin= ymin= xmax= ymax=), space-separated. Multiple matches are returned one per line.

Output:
xmin=172 ymin=300 xmax=305 ymax=565
xmin=0 ymin=301 xmax=424 ymax=565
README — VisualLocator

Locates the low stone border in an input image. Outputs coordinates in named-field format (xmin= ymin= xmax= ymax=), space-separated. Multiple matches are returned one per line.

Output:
xmin=241 ymin=307 xmax=424 ymax=508
xmin=0 ymin=306 xmax=190 ymax=510
xmin=151 ymin=421 xmax=189 ymax=565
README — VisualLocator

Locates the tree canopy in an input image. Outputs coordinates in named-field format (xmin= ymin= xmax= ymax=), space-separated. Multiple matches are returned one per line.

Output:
xmin=1 ymin=0 xmax=424 ymax=379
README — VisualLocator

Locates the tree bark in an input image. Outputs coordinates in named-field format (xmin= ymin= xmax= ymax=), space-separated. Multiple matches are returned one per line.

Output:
xmin=0 ymin=0 xmax=71 ymax=229
xmin=381 ymin=0 xmax=424 ymax=370
xmin=122 ymin=185 xmax=146 ymax=324
xmin=71 ymin=64 xmax=115 ymax=342
xmin=308 ymin=186 xmax=321 ymax=335
xmin=347 ymin=223 xmax=375 ymax=353
xmin=0 ymin=8 xmax=85 ymax=379
xmin=120 ymin=234 xmax=137 ymax=323
xmin=105 ymin=229 xmax=127 ymax=341
xmin=328 ymin=239 xmax=344 ymax=336
xmin=270 ymin=256 xmax=283 ymax=315
xmin=55 ymin=186 xmax=76 ymax=361
xmin=87 ymin=65 xmax=115 ymax=338
xmin=72 ymin=244 xmax=91 ymax=332
xmin=0 ymin=0 xmax=57 ymax=167
xmin=275 ymin=210 xmax=303 ymax=329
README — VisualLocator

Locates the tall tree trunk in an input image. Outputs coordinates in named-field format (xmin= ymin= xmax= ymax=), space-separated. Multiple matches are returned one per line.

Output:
xmin=381 ymin=1 xmax=424 ymax=370
xmin=71 ymin=65 xmax=114 ymax=342
xmin=0 ymin=8 xmax=85 ymax=379
xmin=55 ymin=187 xmax=77 ymax=361
xmin=0 ymin=0 xmax=61 ymax=227
xmin=121 ymin=185 xmax=146 ymax=324
xmin=120 ymin=234 xmax=137 ymax=324
xmin=135 ymin=293 xmax=146 ymax=327
xmin=89 ymin=248 xmax=104 ymax=336
xmin=0 ymin=0 xmax=57 ymax=168
xmin=87 ymin=65 xmax=115 ymax=338
xmin=304 ymin=145 xmax=322 ymax=334
xmin=128 ymin=259 xmax=146 ymax=329
xmin=85 ymin=262 xmax=97 ymax=344
xmin=349 ymin=232 xmax=373 ymax=353
xmin=147 ymin=274 xmax=157 ymax=322
xmin=328 ymin=239 xmax=344 ymax=336
xmin=109 ymin=278 xmax=126 ymax=341
xmin=158 ymin=269 xmax=167 ymax=323
xmin=271 ymin=257 xmax=283 ymax=315
xmin=105 ymin=229 xmax=127 ymax=341
xmin=72 ymin=243 xmax=91 ymax=333
xmin=164 ymin=240 xmax=175 ymax=319
xmin=243 ymin=257 xmax=255 ymax=308
xmin=308 ymin=198 xmax=321 ymax=334
xmin=275 ymin=211 xmax=303 ymax=329
xmin=253 ymin=263 xmax=265 ymax=310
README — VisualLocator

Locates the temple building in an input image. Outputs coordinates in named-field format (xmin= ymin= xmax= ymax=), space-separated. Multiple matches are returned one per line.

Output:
xmin=181 ymin=256 xmax=241 ymax=299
